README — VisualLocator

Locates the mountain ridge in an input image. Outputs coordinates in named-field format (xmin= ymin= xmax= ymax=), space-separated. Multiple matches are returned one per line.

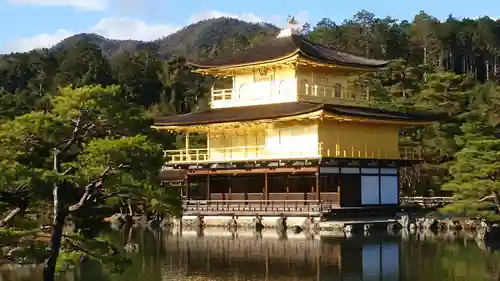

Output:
xmin=50 ymin=17 xmax=280 ymax=60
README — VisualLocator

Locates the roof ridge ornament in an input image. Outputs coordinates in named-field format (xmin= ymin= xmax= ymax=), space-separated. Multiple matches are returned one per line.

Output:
xmin=277 ymin=15 xmax=301 ymax=38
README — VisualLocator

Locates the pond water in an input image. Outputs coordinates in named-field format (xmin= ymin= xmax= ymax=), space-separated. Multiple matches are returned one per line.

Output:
xmin=2 ymin=228 xmax=500 ymax=281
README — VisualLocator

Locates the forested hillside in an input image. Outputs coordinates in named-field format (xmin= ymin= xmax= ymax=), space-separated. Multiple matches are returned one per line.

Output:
xmin=51 ymin=17 xmax=278 ymax=59
xmin=1 ymin=10 xmax=500 ymax=236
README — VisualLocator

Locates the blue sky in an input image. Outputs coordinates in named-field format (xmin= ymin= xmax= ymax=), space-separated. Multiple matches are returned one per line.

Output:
xmin=1 ymin=0 xmax=499 ymax=53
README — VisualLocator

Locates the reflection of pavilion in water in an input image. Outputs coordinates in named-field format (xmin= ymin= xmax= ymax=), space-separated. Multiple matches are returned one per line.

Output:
xmin=163 ymin=231 xmax=401 ymax=281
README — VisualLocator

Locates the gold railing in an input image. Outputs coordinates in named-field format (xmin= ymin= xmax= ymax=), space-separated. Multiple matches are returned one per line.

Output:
xmin=164 ymin=144 xmax=422 ymax=163
xmin=320 ymin=145 xmax=422 ymax=160
xmin=303 ymin=83 xmax=369 ymax=101
xmin=211 ymin=88 xmax=233 ymax=101
xmin=164 ymin=145 xmax=319 ymax=163
xmin=211 ymin=83 xmax=369 ymax=104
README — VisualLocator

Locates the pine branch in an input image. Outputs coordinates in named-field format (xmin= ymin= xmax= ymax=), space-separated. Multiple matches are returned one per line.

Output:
xmin=59 ymin=114 xmax=84 ymax=154
xmin=68 ymin=164 xmax=128 ymax=212
xmin=63 ymin=237 xmax=101 ymax=261
xmin=62 ymin=167 xmax=74 ymax=176
xmin=57 ymin=111 xmax=95 ymax=157
xmin=0 ymin=192 xmax=29 ymax=227
xmin=479 ymin=195 xmax=496 ymax=202
xmin=98 ymin=192 xmax=128 ymax=201
xmin=0 ymin=207 xmax=23 ymax=227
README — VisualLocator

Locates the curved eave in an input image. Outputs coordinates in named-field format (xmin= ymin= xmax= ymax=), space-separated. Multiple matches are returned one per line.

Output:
xmin=189 ymin=50 xmax=300 ymax=73
xmin=152 ymin=110 xmax=324 ymax=132
xmin=190 ymin=54 xmax=390 ymax=75
xmin=152 ymin=109 xmax=433 ymax=133
xmin=322 ymin=113 xmax=434 ymax=126
xmin=297 ymin=52 xmax=390 ymax=71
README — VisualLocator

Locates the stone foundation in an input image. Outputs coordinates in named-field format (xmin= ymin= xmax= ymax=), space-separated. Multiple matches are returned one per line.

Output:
xmin=176 ymin=215 xmax=313 ymax=228
xmin=175 ymin=215 xmax=399 ymax=236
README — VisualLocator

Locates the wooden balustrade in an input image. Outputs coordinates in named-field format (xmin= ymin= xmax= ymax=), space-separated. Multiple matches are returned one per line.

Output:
xmin=303 ymin=83 xmax=369 ymax=101
xmin=181 ymin=197 xmax=455 ymax=215
xmin=400 ymin=196 xmax=454 ymax=207
xmin=164 ymin=144 xmax=422 ymax=164
xmin=183 ymin=200 xmax=329 ymax=215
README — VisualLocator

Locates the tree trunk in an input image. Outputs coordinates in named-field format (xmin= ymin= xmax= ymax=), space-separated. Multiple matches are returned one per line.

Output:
xmin=43 ymin=198 xmax=67 ymax=281
xmin=492 ymin=190 xmax=500 ymax=213
xmin=423 ymin=46 xmax=427 ymax=65
xmin=128 ymin=199 xmax=133 ymax=216
xmin=486 ymin=59 xmax=490 ymax=80
xmin=495 ymin=55 xmax=498 ymax=76
xmin=43 ymin=213 xmax=66 ymax=281
xmin=169 ymin=88 xmax=177 ymax=114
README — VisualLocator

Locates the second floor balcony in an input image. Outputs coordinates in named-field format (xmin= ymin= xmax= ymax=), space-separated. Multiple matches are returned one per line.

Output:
xmin=164 ymin=143 xmax=422 ymax=164
xmin=302 ymin=83 xmax=369 ymax=103
xmin=209 ymin=79 xmax=370 ymax=109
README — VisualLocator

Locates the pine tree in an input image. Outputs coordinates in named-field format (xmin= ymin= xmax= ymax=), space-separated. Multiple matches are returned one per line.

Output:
xmin=442 ymin=83 xmax=500 ymax=219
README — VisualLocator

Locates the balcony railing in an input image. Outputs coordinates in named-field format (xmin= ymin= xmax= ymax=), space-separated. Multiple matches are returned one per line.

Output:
xmin=303 ymin=83 xmax=369 ymax=101
xmin=164 ymin=144 xmax=422 ymax=164
xmin=320 ymin=145 xmax=422 ymax=160
xmin=183 ymin=200 xmax=325 ymax=215
xmin=165 ymin=145 xmax=319 ymax=163
xmin=211 ymin=84 xmax=369 ymax=104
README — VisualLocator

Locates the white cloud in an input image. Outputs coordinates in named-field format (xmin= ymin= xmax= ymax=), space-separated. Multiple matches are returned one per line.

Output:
xmin=89 ymin=18 xmax=180 ymax=41
xmin=2 ymin=29 xmax=73 ymax=53
xmin=2 ymin=17 xmax=180 ymax=53
xmin=8 ymin=0 xmax=109 ymax=11
xmin=1 ymin=9 xmax=309 ymax=53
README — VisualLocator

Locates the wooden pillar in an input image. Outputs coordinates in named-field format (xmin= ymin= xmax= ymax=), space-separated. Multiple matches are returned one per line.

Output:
xmin=207 ymin=129 xmax=210 ymax=159
xmin=185 ymin=132 xmax=190 ymax=160
xmin=316 ymin=167 xmax=320 ymax=201
xmin=264 ymin=172 xmax=268 ymax=201
xmin=337 ymin=175 xmax=341 ymax=206
xmin=206 ymin=174 xmax=211 ymax=201
xmin=228 ymin=175 xmax=232 ymax=200
xmin=286 ymin=174 xmax=290 ymax=200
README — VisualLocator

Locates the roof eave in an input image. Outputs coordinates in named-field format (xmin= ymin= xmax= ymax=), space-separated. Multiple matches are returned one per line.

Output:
xmin=188 ymin=50 xmax=301 ymax=73
xmin=151 ymin=106 xmax=325 ymax=130
xmin=297 ymin=52 xmax=390 ymax=71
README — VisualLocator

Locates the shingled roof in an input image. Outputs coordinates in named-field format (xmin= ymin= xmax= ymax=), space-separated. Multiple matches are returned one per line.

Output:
xmin=153 ymin=102 xmax=435 ymax=127
xmin=190 ymin=34 xmax=390 ymax=69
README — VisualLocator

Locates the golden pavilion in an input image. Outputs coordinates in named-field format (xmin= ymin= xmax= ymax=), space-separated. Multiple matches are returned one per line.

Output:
xmin=153 ymin=22 xmax=434 ymax=217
